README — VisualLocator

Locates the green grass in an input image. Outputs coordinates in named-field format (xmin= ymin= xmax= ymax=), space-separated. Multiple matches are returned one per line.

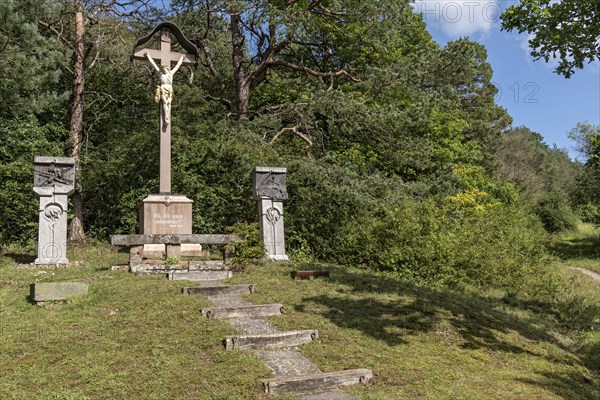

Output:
xmin=1 ymin=242 xmax=600 ymax=399
xmin=549 ymin=223 xmax=600 ymax=274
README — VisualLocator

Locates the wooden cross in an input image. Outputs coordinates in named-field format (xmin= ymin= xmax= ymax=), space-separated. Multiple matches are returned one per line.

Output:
xmin=133 ymin=23 xmax=198 ymax=194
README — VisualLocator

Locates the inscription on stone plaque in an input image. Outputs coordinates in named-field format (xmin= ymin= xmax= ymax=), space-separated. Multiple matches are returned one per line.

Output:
xmin=153 ymin=212 xmax=184 ymax=228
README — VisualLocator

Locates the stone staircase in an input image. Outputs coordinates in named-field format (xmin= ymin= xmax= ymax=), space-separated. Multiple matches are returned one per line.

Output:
xmin=179 ymin=272 xmax=372 ymax=398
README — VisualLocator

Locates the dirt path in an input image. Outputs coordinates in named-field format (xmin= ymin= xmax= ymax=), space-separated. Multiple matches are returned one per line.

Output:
xmin=569 ymin=267 xmax=600 ymax=287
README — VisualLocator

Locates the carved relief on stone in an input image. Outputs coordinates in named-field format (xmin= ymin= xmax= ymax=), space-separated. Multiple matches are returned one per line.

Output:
xmin=43 ymin=203 xmax=63 ymax=222
xmin=266 ymin=207 xmax=281 ymax=225
xmin=34 ymin=161 xmax=74 ymax=188
xmin=253 ymin=169 xmax=288 ymax=200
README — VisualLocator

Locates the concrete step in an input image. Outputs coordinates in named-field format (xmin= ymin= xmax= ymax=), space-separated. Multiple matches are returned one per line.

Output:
xmin=202 ymin=303 xmax=284 ymax=319
xmin=182 ymin=284 xmax=255 ymax=296
xmin=168 ymin=270 xmax=233 ymax=281
xmin=225 ymin=330 xmax=319 ymax=350
xmin=255 ymin=349 xmax=321 ymax=376
xmin=261 ymin=369 xmax=373 ymax=395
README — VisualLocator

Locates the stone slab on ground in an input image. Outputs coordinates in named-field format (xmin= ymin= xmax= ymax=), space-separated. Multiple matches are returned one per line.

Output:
xmin=261 ymin=369 xmax=373 ymax=395
xmin=296 ymin=390 xmax=360 ymax=400
xmin=255 ymin=349 xmax=321 ymax=376
xmin=207 ymin=294 xmax=251 ymax=308
xmin=169 ymin=270 xmax=233 ymax=281
xmin=225 ymin=330 xmax=319 ymax=350
xmin=31 ymin=282 xmax=88 ymax=303
xmin=229 ymin=319 xmax=281 ymax=336
xmin=202 ymin=303 xmax=284 ymax=319
xmin=182 ymin=284 xmax=254 ymax=296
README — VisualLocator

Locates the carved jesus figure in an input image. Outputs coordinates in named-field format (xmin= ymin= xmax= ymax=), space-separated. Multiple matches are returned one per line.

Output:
xmin=145 ymin=52 xmax=185 ymax=127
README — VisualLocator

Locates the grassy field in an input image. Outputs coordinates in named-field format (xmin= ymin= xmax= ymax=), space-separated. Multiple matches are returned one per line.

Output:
xmin=549 ymin=223 xmax=600 ymax=274
xmin=1 ymin=240 xmax=600 ymax=399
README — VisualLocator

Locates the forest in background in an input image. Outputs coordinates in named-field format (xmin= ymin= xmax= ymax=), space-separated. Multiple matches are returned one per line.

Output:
xmin=1 ymin=0 xmax=600 ymax=296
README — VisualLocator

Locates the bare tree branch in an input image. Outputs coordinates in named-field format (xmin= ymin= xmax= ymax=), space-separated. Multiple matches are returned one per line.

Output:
xmin=270 ymin=125 xmax=314 ymax=159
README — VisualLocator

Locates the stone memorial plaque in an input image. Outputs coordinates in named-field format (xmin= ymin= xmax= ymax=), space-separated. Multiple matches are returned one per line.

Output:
xmin=253 ymin=166 xmax=288 ymax=201
xmin=33 ymin=157 xmax=75 ymax=265
xmin=253 ymin=167 xmax=288 ymax=261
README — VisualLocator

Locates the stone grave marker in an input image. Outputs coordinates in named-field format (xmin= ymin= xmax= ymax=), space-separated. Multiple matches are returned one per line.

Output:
xmin=30 ymin=282 xmax=88 ymax=304
xmin=252 ymin=166 xmax=289 ymax=261
xmin=33 ymin=156 xmax=75 ymax=265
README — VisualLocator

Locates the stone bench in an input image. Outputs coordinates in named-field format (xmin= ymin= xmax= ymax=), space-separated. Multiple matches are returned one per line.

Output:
xmin=110 ymin=234 xmax=244 ymax=267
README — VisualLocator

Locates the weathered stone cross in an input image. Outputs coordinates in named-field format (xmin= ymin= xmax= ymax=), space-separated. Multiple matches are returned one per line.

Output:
xmin=133 ymin=22 xmax=198 ymax=194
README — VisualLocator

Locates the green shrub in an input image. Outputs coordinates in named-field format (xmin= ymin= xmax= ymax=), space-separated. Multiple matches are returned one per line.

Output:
xmin=226 ymin=222 xmax=265 ymax=266
xmin=536 ymin=192 xmax=578 ymax=232
xmin=336 ymin=198 xmax=551 ymax=292
xmin=0 ymin=117 xmax=67 ymax=245
xmin=576 ymin=203 xmax=600 ymax=225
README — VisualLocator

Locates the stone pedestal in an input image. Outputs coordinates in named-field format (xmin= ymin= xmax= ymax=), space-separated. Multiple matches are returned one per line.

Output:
xmin=33 ymin=157 xmax=75 ymax=265
xmin=139 ymin=194 xmax=200 ymax=257
xmin=253 ymin=167 xmax=289 ymax=261
xmin=257 ymin=198 xmax=288 ymax=261
xmin=139 ymin=194 xmax=193 ymax=234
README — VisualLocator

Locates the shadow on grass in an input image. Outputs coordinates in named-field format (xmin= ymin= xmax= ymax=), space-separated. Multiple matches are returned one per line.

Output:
xmin=299 ymin=265 xmax=600 ymax=399
xmin=517 ymin=369 xmax=599 ymax=400
xmin=3 ymin=252 xmax=36 ymax=264
xmin=548 ymin=235 xmax=600 ymax=260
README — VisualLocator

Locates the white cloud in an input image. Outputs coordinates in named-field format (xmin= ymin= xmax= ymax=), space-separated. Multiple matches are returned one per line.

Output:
xmin=413 ymin=1 xmax=502 ymax=37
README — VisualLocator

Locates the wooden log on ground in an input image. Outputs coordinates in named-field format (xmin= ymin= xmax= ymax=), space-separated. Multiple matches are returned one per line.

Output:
xmin=261 ymin=369 xmax=373 ymax=395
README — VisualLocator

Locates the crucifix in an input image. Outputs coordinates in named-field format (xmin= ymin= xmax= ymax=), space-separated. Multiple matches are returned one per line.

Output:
xmin=133 ymin=22 xmax=198 ymax=194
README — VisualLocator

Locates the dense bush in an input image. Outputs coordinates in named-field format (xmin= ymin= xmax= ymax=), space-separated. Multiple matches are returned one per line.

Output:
xmin=0 ymin=117 xmax=67 ymax=245
xmin=576 ymin=203 xmax=600 ymax=225
xmin=335 ymin=199 xmax=550 ymax=291
xmin=536 ymin=192 xmax=579 ymax=232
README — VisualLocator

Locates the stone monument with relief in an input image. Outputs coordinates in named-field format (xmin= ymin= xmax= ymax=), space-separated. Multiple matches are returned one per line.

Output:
xmin=33 ymin=157 xmax=75 ymax=265
xmin=132 ymin=22 xmax=200 ymax=257
xmin=252 ymin=167 xmax=289 ymax=261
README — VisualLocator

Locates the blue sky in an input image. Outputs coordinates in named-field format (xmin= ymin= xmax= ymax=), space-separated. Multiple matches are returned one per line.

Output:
xmin=414 ymin=0 xmax=600 ymax=158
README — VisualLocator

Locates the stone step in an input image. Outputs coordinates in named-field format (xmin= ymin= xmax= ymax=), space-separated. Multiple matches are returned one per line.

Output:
xmin=229 ymin=319 xmax=281 ymax=335
xmin=256 ymin=349 xmax=321 ymax=376
xmin=261 ymin=369 xmax=373 ymax=395
xmin=225 ymin=330 xmax=319 ymax=350
xmin=168 ymin=270 xmax=233 ymax=281
xmin=182 ymin=284 xmax=255 ymax=296
xmin=202 ymin=303 xmax=284 ymax=319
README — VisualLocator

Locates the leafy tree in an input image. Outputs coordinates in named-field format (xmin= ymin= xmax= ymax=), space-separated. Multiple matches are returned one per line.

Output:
xmin=501 ymin=0 xmax=600 ymax=78
xmin=172 ymin=0 xmax=425 ymax=120
xmin=0 ymin=0 xmax=67 ymax=118
xmin=569 ymin=123 xmax=600 ymax=212
xmin=495 ymin=126 xmax=578 ymax=202
xmin=40 ymin=0 xmax=154 ymax=241
xmin=569 ymin=122 xmax=600 ymax=166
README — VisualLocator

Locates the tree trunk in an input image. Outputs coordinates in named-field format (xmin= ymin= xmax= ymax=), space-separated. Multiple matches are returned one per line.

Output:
xmin=231 ymin=13 xmax=250 ymax=120
xmin=69 ymin=0 xmax=85 ymax=242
